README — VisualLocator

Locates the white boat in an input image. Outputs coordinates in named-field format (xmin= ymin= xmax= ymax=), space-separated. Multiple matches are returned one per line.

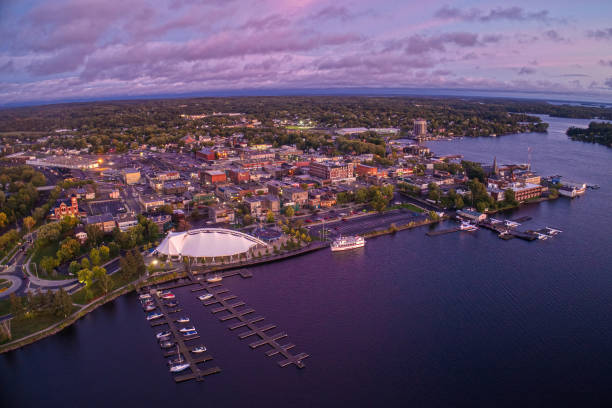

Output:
xmin=146 ymin=312 xmax=163 ymax=321
xmin=206 ymin=274 xmax=222 ymax=283
xmin=535 ymin=233 xmax=549 ymax=240
xmin=459 ymin=221 xmax=479 ymax=231
xmin=191 ymin=345 xmax=207 ymax=353
xmin=156 ymin=330 xmax=172 ymax=339
xmin=331 ymin=235 xmax=365 ymax=252
xmin=139 ymin=294 xmax=151 ymax=300
xmin=169 ymin=345 xmax=190 ymax=373
xmin=182 ymin=330 xmax=198 ymax=336
xmin=170 ymin=363 xmax=190 ymax=373
xmin=160 ymin=292 xmax=175 ymax=299
xmin=198 ymin=293 xmax=213 ymax=301
xmin=179 ymin=326 xmax=195 ymax=333
xmin=504 ymin=220 xmax=520 ymax=228
xmin=144 ymin=305 xmax=156 ymax=312
xmin=176 ymin=317 xmax=190 ymax=323
xmin=545 ymin=227 xmax=562 ymax=235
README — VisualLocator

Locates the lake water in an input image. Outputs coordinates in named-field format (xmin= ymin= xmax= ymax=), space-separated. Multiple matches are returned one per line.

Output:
xmin=2 ymin=116 xmax=612 ymax=407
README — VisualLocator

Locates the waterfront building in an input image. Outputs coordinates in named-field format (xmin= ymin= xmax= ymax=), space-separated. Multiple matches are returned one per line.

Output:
xmin=414 ymin=119 xmax=427 ymax=137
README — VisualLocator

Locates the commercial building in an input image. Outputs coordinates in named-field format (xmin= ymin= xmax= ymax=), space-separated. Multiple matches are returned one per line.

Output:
xmin=196 ymin=148 xmax=216 ymax=161
xmin=282 ymin=188 xmax=309 ymax=205
xmin=123 ymin=169 xmax=141 ymax=185
xmin=228 ymin=169 xmax=250 ymax=184
xmin=414 ymin=119 xmax=427 ymax=137
xmin=309 ymin=161 xmax=354 ymax=182
xmin=355 ymin=164 xmax=378 ymax=177
xmin=140 ymin=195 xmax=165 ymax=212
xmin=202 ymin=170 xmax=227 ymax=184
xmin=85 ymin=213 xmax=117 ymax=233
xmin=510 ymin=183 xmax=543 ymax=202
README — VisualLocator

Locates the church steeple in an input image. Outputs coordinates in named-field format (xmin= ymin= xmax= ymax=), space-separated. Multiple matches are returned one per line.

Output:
xmin=493 ymin=156 xmax=498 ymax=175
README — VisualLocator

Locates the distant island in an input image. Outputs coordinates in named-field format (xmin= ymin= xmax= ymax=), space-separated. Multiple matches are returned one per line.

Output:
xmin=566 ymin=122 xmax=612 ymax=148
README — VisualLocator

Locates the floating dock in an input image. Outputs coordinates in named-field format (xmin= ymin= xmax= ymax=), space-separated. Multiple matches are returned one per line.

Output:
xmin=198 ymin=282 xmax=309 ymax=369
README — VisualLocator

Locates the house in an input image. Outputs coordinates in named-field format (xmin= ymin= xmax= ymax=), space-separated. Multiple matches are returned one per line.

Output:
xmin=122 ymin=169 xmax=141 ymax=185
xmin=147 ymin=214 xmax=172 ymax=232
xmin=209 ymin=205 xmax=235 ymax=223
xmin=74 ymin=226 xmax=87 ymax=244
xmin=85 ymin=213 xmax=117 ymax=233
xmin=228 ymin=169 xmax=250 ymax=184
xmin=140 ymin=195 xmax=165 ymax=212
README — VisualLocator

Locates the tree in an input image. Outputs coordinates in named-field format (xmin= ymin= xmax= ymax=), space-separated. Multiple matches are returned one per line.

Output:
xmin=428 ymin=211 xmax=440 ymax=222
xmin=40 ymin=256 xmax=59 ymax=274
xmin=56 ymin=238 xmax=81 ymax=264
xmin=69 ymin=261 xmax=80 ymax=275
xmin=23 ymin=216 xmax=35 ymax=233
xmin=266 ymin=210 xmax=275 ymax=223
xmin=54 ymin=288 xmax=72 ymax=317
xmin=0 ymin=212 xmax=7 ymax=228
xmin=284 ymin=206 xmax=295 ymax=218
xmin=504 ymin=189 xmax=518 ymax=206
xmin=454 ymin=195 xmax=465 ymax=209
xmin=427 ymin=183 xmax=441 ymax=202
xmin=81 ymin=257 xmax=90 ymax=270
xmin=93 ymin=266 xmax=111 ymax=294
xmin=85 ymin=224 xmax=104 ymax=246
xmin=99 ymin=245 xmax=110 ymax=262
xmin=9 ymin=293 xmax=23 ymax=317
xmin=77 ymin=268 xmax=93 ymax=287
xmin=90 ymin=248 xmax=101 ymax=266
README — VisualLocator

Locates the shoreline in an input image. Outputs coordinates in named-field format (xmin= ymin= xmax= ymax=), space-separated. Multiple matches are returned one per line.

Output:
xmin=0 ymin=218 xmax=437 ymax=353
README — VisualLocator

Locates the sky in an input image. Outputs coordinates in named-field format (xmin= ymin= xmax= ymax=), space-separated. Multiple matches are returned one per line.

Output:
xmin=1 ymin=0 xmax=612 ymax=105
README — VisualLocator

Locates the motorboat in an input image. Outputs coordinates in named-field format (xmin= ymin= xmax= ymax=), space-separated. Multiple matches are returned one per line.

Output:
xmin=160 ymin=341 xmax=175 ymax=349
xmin=459 ymin=221 xmax=479 ymax=231
xmin=198 ymin=293 xmax=213 ymax=301
xmin=156 ymin=330 xmax=172 ymax=339
xmin=160 ymin=292 xmax=175 ymax=299
xmin=167 ymin=355 xmax=185 ymax=366
xmin=206 ymin=274 xmax=222 ymax=283
xmin=139 ymin=294 xmax=151 ymax=300
xmin=144 ymin=305 xmax=156 ymax=312
xmin=158 ymin=333 xmax=172 ymax=341
xmin=176 ymin=316 xmax=190 ymax=323
xmin=146 ymin=312 xmax=163 ymax=321
xmin=165 ymin=301 xmax=178 ymax=308
xmin=169 ymin=363 xmax=190 ymax=373
xmin=182 ymin=330 xmax=198 ymax=336
xmin=179 ymin=326 xmax=195 ymax=333
xmin=191 ymin=345 xmax=207 ymax=353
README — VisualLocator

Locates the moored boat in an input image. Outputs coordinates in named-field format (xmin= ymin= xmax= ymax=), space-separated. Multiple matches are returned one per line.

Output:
xmin=160 ymin=341 xmax=175 ymax=349
xmin=146 ymin=312 xmax=163 ymax=321
xmin=144 ymin=305 xmax=156 ymax=312
xmin=198 ymin=293 xmax=213 ymax=301
xmin=169 ymin=363 xmax=190 ymax=373
xmin=182 ymin=330 xmax=198 ymax=336
xmin=179 ymin=326 xmax=195 ymax=333
xmin=176 ymin=316 xmax=190 ymax=323
xmin=206 ymin=274 xmax=222 ymax=283
xmin=165 ymin=301 xmax=178 ymax=308
xmin=156 ymin=330 xmax=171 ymax=339
xmin=191 ymin=345 xmax=207 ymax=353
xmin=139 ymin=294 xmax=151 ymax=300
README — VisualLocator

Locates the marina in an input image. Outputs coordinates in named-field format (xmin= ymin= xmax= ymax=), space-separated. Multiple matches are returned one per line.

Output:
xmin=141 ymin=288 xmax=221 ymax=383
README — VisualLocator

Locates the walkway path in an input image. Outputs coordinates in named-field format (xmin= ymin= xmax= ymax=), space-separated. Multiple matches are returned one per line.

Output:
xmin=0 ymin=275 xmax=22 ymax=298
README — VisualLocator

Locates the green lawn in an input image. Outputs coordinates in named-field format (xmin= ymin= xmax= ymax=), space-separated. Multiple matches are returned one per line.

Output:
xmin=29 ymin=241 xmax=72 ymax=280
xmin=0 ymin=298 xmax=10 ymax=316
xmin=390 ymin=203 xmax=425 ymax=213
xmin=71 ymin=271 xmax=135 ymax=305
xmin=0 ymin=307 xmax=79 ymax=344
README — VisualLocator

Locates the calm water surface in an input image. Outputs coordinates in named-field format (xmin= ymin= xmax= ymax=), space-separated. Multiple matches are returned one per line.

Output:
xmin=2 ymin=116 xmax=612 ymax=407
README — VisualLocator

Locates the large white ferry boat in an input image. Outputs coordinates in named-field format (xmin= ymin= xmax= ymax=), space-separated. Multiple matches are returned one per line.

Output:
xmin=331 ymin=235 xmax=365 ymax=252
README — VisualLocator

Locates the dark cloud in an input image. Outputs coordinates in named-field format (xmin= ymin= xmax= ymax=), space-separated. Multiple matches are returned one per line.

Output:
xmin=599 ymin=60 xmax=612 ymax=67
xmin=434 ymin=5 xmax=550 ymax=23
xmin=0 ymin=60 xmax=14 ymax=73
xmin=587 ymin=28 xmax=612 ymax=40
xmin=544 ymin=30 xmax=567 ymax=43
xmin=404 ymin=32 xmax=482 ymax=55
xmin=518 ymin=67 xmax=536 ymax=75
xmin=605 ymin=78 xmax=612 ymax=88
xmin=559 ymin=73 xmax=589 ymax=77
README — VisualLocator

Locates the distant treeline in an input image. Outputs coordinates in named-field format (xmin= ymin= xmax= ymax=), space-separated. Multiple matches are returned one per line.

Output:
xmin=566 ymin=122 xmax=612 ymax=147
xmin=1 ymin=96 xmax=608 ymax=133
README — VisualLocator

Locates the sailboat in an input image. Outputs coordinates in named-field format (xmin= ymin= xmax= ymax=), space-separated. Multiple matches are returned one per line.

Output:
xmin=169 ymin=345 xmax=190 ymax=373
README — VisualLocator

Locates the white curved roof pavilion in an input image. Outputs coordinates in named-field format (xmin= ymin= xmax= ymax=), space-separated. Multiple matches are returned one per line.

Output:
xmin=155 ymin=228 xmax=267 ymax=258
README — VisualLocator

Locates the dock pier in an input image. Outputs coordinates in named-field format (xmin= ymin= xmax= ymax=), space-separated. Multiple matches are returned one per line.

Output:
xmin=199 ymin=282 xmax=309 ymax=368
xmin=148 ymin=291 xmax=221 ymax=383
